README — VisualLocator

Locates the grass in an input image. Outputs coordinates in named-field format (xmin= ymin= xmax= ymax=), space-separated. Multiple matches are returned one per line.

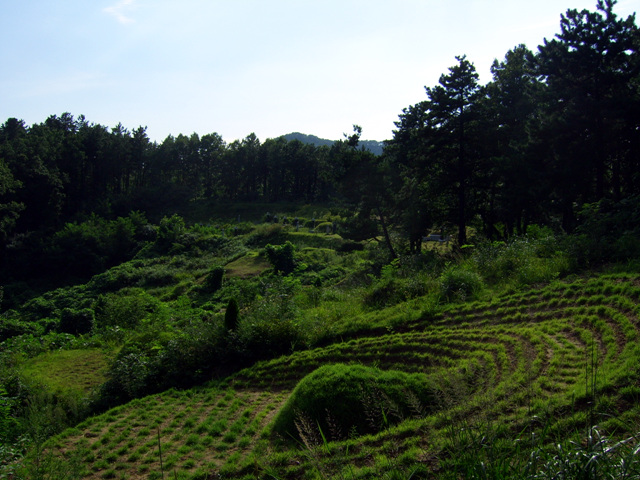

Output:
xmin=224 ymin=250 xmax=271 ymax=278
xmin=20 ymin=348 xmax=109 ymax=394
xmin=6 ymin=219 xmax=640 ymax=479
xmin=24 ymin=271 xmax=640 ymax=479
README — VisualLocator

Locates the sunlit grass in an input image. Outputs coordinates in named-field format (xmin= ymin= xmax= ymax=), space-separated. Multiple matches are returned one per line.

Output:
xmin=21 ymin=348 xmax=110 ymax=394
xmin=22 ymin=271 xmax=640 ymax=479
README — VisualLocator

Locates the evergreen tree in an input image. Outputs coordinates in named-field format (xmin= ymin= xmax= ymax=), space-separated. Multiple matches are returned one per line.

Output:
xmin=537 ymin=0 xmax=640 ymax=228
xmin=480 ymin=45 xmax=546 ymax=237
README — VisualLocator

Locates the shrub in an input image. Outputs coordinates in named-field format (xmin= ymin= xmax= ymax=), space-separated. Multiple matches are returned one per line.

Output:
xmin=233 ymin=277 xmax=303 ymax=360
xmin=572 ymin=196 xmax=640 ymax=264
xmin=204 ymin=266 xmax=225 ymax=293
xmin=264 ymin=241 xmax=297 ymax=274
xmin=246 ymin=223 xmax=285 ymax=247
xmin=338 ymin=241 xmax=364 ymax=252
xmin=93 ymin=290 xmax=159 ymax=330
xmin=440 ymin=266 xmax=484 ymax=302
xmin=237 ymin=316 xmax=301 ymax=361
xmin=0 ymin=386 xmax=18 ymax=442
xmin=0 ymin=314 xmax=42 ymax=342
xmin=46 ymin=212 xmax=145 ymax=278
xmin=58 ymin=308 xmax=94 ymax=335
xmin=20 ymin=296 xmax=58 ymax=323
xmin=271 ymin=364 xmax=437 ymax=443
xmin=363 ymin=279 xmax=403 ymax=308
xmin=155 ymin=214 xmax=185 ymax=252
xmin=472 ymin=237 xmax=570 ymax=287
xmin=103 ymin=350 xmax=152 ymax=400
xmin=224 ymin=298 xmax=239 ymax=331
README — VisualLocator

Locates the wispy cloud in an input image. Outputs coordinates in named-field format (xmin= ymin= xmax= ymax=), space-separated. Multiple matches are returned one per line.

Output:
xmin=104 ymin=0 xmax=136 ymax=25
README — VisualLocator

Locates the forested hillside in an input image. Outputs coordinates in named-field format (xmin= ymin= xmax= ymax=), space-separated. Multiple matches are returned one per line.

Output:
xmin=282 ymin=132 xmax=384 ymax=155
xmin=1 ymin=1 xmax=640 ymax=478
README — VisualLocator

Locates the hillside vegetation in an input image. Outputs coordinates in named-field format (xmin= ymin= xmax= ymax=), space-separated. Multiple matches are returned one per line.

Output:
xmin=1 ymin=203 xmax=640 ymax=479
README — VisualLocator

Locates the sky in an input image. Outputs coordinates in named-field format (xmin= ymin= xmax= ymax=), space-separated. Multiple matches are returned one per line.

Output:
xmin=1 ymin=0 xmax=637 ymax=144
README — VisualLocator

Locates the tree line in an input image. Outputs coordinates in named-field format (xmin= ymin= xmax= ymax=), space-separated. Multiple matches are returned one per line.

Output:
xmin=0 ymin=0 xmax=638 ymax=256
xmin=382 ymin=0 xmax=640 ymax=250
xmin=0 ymin=117 xmax=348 ymax=239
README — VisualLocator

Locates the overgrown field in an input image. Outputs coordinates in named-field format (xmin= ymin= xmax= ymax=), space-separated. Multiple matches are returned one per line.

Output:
xmin=25 ymin=273 xmax=640 ymax=478
xmin=3 ymin=210 xmax=640 ymax=479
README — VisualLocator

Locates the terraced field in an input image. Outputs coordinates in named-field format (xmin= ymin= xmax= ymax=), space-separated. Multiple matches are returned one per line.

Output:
xmin=49 ymin=273 xmax=640 ymax=479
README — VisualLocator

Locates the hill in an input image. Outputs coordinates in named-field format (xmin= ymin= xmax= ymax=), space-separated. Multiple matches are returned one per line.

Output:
xmin=4 ymin=210 xmax=640 ymax=479
xmin=40 ymin=271 xmax=640 ymax=479
xmin=282 ymin=131 xmax=385 ymax=155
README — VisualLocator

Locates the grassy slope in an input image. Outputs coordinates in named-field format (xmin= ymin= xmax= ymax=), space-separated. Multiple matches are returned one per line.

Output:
xmin=44 ymin=272 xmax=640 ymax=479
xmin=21 ymin=349 xmax=109 ymax=395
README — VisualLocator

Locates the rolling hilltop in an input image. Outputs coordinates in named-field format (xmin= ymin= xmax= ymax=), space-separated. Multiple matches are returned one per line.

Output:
xmin=282 ymin=132 xmax=385 ymax=155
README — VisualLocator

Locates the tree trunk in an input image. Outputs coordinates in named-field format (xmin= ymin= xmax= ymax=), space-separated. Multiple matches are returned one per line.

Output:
xmin=376 ymin=205 xmax=397 ymax=259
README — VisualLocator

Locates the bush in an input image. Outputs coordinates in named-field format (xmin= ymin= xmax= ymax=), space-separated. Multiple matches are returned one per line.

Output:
xmin=58 ymin=308 xmax=94 ymax=335
xmin=224 ymin=298 xmax=239 ymax=331
xmin=271 ymin=364 xmax=437 ymax=443
xmin=155 ymin=214 xmax=185 ymax=252
xmin=93 ymin=290 xmax=159 ymax=330
xmin=0 ymin=314 xmax=42 ymax=342
xmin=204 ymin=266 xmax=225 ymax=293
xmin=338 ymin=241 xmax=364 ymax=252
xmin=472 ymin=237 xmax=570 ymax=287
xmin=440 ymin=266 xmax=484 ymax=302
xmin=572 ymin=196 xmax=640 ymax=264
xmin=264 ymin=241 xmax=297 ymax=274
xmin=95 ymin=319 xmax=226 ymax=407
xmin=46 ymin=212 xmax=146 ymax=278
xmin=20 ymin=296 xmax=58 ymax=323
xmin=237 ymin=316 xmax=301 ymax=361
xmin=246 ymin=223 xmax=286 ymax=247
xmin=363 ymin=279 xmax=403 ymax=308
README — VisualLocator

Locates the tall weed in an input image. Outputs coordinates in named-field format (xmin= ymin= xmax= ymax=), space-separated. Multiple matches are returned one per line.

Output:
xmin=439 ymin=266 xmax=484 ymax=302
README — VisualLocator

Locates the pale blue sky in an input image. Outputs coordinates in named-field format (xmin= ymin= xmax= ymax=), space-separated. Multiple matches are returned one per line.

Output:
xmin=1 ymin=0 xmax=637 ymax=143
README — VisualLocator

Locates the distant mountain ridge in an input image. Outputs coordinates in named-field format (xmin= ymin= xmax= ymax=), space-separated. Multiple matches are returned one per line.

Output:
xmin=282 ymin=132 xmax=384 ymax=156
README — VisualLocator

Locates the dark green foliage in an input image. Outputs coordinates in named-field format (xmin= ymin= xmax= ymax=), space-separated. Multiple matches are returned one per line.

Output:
xmin=264 ymin=241 xmax=297 ymax=274
xmin=246 ymin=223 xmax=287 ymax=247
xmin=203 ymin=266 xmax=224 ymax=293
xmin=439 ymin=266 xmax=484 ymax=302
xmin=471 ymin=236 xmax=570 ymax=287
xmin=237 ymin=315 xmax=301 ymax=361
xmin=0 ymin=314 xmax=41 ymax=342
xmin=337 ymin=240 xmax=364 ymax=252
xmin=101 ymin=349 xmax=151 ymax=401
xmin=58 ymin=308 xmax=94 ymax=335
xmin=338 ymin=214 xmax=379 ymax=242
xmin=271 ymin=364 xmax=437 ymax=442
xmin=227 ymin=276 xmax=304 ymax=361
xmin=572 ymin=196 xmax=640 ymax=265
xmin=224 ymin=298 xmax=239 ymax=331
xmin=0 ymin=159 xmax=24 ymax=245
xmin=95 ymin=320 xmax=225 ymax=407
xmin=93 ymin=290 xmax=159 ymax=330
xmin=20 ymin=296 xmax=58 ymax=323
xmin=0 ymin=386 xmax=18 ymax=441
xmin=155 ymin=214 xmax=185 ymax=252
xmin=363 ymin=279 xmax=405 ymax=309
xmin=47 ymin=213 xmax=146 ymax=278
